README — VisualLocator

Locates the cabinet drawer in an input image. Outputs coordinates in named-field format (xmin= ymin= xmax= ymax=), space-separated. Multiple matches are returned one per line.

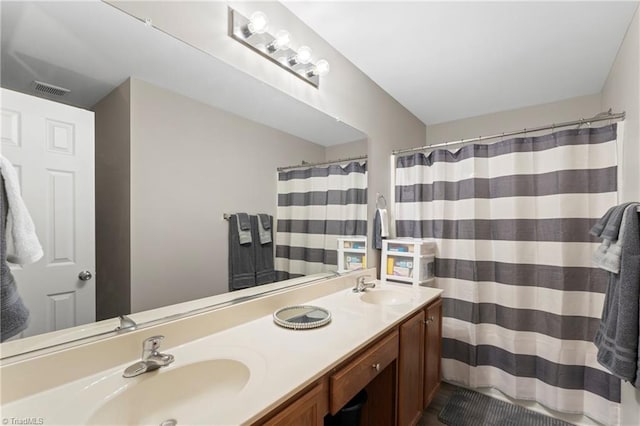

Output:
xmin=329 ymin=330 xmax=399 ymax=414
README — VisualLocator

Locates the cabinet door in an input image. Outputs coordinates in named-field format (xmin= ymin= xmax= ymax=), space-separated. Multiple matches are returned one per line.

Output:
xmin=423 ymin=298 xmax=443 ymax=408
xmin=398 ymin=310 xmax=425 ymax=426
xmin=263 ymin=381 xmax=328 ymax=426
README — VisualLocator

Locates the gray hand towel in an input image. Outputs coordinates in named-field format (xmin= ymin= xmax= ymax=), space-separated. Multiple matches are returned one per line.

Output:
xmin=599 ymin=202 xmax=633 ymax=240
xmin=228 ymin=214 xmax=255 ymax=291
xmin=257 ymin=214 xmax=272 ymax=244
xmin=591 ymin=202 xmax=635 ymax=273
xmin=235 ymin=213 xmax=252 ymax=245
xmin=594 ymin=202 xmax=640 ymax=387
xmin=1 ymin=175 xmax=30 ymax=341
xmin=253 ymin=215 xmax=275 ymax=285
xmin=258 ymin=214 xmax=271 ymax=230
xmin=373 ymin=209 xmax=383 ymax=249
xmin=590 ymin=205 xmax=616 ymax=237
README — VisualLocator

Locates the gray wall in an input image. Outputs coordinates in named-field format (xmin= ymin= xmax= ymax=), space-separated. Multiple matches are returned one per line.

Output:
xmin=324 ymin=139 xmax=368 ymax=161
xmin=601 ymin=5 xmax=640 ymax=424
xmin=93 ymin=79 xmax=131 ymax=320
xmin=602 ymin=6 xmax=640 ymax=204
xmin=128 ymin=78 xmax=326 ymax=312
xmin=425 ymin=94 xmax=602 ymax=144
xmin=95 ymin=78 xmax=326 ymax=314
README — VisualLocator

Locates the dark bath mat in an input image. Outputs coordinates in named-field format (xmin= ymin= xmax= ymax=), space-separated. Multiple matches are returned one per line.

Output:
xmin=438 ymin=388 xmax=575 ymax=426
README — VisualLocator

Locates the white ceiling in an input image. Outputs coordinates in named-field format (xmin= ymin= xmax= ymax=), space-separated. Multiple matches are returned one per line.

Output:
xmin=0 ymin=1 xmax=365 ymax=146
xmin=284 ymin=1 xmax=639 ymax=125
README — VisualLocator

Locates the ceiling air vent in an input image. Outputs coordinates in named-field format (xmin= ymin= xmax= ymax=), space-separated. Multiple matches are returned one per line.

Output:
xmin=33 ymin=81 xmax=70 ymax=97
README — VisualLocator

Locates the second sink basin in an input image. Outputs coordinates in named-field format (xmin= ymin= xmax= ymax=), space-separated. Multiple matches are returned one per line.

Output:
xmin=88 ymin=359 xmax=250 ymax=425
xmin=360 ymin=289 xmax=411 ymax=306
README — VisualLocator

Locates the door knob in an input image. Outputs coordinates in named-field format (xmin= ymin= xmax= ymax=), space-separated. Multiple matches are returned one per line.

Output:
xmin=78 ymin=270 xmax=93 ymax=281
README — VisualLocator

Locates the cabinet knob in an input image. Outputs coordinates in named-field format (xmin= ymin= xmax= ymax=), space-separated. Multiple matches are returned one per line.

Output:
xmin=424 ymin=316 xmax=435 ymax=325
xmin=372 ymin=363 xmax=380 ymax=371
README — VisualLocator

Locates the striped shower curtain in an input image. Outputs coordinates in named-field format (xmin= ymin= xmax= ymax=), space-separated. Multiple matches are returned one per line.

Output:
xmin=394 ymin=125 xmax=621 ymax=425
xmin=275 ymin=161 xmax=367 ymax=280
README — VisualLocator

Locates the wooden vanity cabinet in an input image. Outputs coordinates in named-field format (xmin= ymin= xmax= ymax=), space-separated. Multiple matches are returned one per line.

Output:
xmin=330 ymin=330 xmax=399 ymax=414
xmin=258 ymin=297 xmax=443 ymax=426
xmin=423 ymin=298 xmax=443 ymax=408
xmin=398 ymin=310 xmax=425 ymax=426
xmin=261 ymin=380 xmax=328 ymax=426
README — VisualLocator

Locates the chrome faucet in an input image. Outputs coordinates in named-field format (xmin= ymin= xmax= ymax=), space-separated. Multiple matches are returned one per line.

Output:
xmin=115 ymin=315 xmax=137 ymax=332
xmin=123 ymin=335 xmax=175 ymax=378
xmin=353 ymin=275 xmax=376 ymax=293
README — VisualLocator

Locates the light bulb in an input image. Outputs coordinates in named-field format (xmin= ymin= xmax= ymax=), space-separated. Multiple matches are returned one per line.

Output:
xmin=307 ymin=59 xmax=331 ymax=78
xmin=246 ymin=11 xmax=268 ymax=35
xmin=267 ymin=29 xmax=291 ymax=53
xmin=315 ymin=59 xmax=330 ymax=76
xmin=296 ymin=46 xmax=312 ymax=64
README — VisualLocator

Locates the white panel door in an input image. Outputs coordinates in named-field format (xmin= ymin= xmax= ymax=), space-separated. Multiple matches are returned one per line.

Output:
xmin=1 ymin=88 xmax=95 ymax=337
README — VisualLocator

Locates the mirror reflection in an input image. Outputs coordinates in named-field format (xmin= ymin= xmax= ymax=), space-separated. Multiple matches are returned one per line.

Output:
xmin=0 ymin=1 xmax=367 ymax=353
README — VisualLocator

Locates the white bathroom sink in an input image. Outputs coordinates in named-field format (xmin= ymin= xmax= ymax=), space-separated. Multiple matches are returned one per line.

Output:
xmin=360 ymin=289 xmax=411 ymax=305
xmin=88 ymin=359 xmax=250 ymax=425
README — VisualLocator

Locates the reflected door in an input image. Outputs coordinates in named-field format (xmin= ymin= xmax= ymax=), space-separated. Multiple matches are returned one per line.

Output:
xmin=1 ymin=88 xmax=95 ymax=337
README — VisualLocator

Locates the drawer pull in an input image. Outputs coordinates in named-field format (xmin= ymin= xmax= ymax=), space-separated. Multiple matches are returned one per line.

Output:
xmin=372 ymin=363 xmax=380 ymax=371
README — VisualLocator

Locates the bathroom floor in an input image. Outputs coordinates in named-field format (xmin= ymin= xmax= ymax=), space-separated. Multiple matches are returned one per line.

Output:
xmin=418 ymin=382 xmax=457 ymax=425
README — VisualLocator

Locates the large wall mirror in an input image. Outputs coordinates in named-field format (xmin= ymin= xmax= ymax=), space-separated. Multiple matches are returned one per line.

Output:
xmin=0 ymin=1 xmax=367 ymax=358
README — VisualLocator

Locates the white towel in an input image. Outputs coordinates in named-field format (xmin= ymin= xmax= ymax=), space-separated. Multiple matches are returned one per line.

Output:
xmin=0 ymin=155 xmax=43 ymax=265
xmin=379 ymin=208 xmax=389 ymax=238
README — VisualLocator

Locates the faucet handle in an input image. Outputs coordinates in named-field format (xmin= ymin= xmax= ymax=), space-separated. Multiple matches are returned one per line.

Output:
xmin=358 ymin=275 xmax=374 ymax=284
xmin=142 ymin=335 xmax=165 ymax=356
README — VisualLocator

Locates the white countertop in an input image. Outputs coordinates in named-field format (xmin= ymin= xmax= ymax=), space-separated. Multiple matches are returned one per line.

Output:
xmin=1 ymin=281 xmax=442 ymax=425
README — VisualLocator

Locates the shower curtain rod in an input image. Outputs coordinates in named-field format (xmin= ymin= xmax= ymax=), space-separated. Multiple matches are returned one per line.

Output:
xmin=392 ymin=110 xmax=626 ymax=156
xmin=277 ymin=154 xmax=367 ymax=171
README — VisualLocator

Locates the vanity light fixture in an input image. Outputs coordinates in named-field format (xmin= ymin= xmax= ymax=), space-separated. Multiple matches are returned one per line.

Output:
xmin=307 ymin=59 xmax=330 ymax=77
xmin=243 ymin=11 xmax=269 ymax=37
xmin=288 ymin=45 xmax=312 ymax=66
xmin=229 ymin=7 xmax=330 ymax=88
xmin=267 ymin=30 xmax=291 ymax=53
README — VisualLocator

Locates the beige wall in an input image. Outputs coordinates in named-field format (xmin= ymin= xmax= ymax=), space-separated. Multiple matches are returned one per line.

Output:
xmin=426 ymin=94 xmax=602 ymax=145
xmin=95 ymin=78 xmax=326 ymax=314
xmin=324 ymin=139 xmax=368 ymax=162
xmin=601 ymin=5 xmax=640 ymax=425
xmin=93 ymin=79 xmax=131 ymax=320
xmin=602 ymin=6 xmax=640 ymax=204
xmin=128 ymin=79 xmax=326 ymax=312
xmin=111 ymin=0 xmax=426 ymax=272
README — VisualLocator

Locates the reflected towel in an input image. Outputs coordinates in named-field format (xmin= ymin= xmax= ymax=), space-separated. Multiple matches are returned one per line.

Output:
xmin=1 ymin=174 xmax=30 ymax=341
xmin=257 ymin=214 xmax=272 ymax=244
xmin=235 ymin=212 xmax=252 ymax=245
xmin=373 ymin=208 xmax=389 ymax=249
xmin=253 ymin=215 xmax=275 ymax=285
xmin=228 ymin=214 xmax=255 ymax=291
xmin=0 ymin=155 xmax=43 ymax=265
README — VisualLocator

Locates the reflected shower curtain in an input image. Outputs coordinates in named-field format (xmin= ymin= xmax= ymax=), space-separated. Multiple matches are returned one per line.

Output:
xmin=275 ymin=161 xmax=367 ymax=280
xmin=394 ymin=125 xmax=621 ymax=425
